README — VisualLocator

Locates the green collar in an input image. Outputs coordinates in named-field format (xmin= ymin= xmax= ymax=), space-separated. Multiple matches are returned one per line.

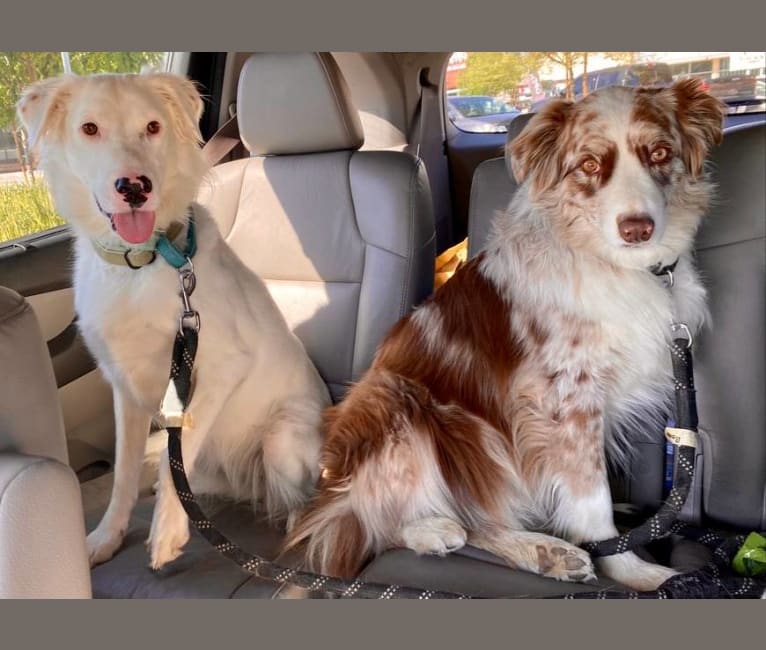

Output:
xmin=90 ymin=209 xmax=197 ymax=269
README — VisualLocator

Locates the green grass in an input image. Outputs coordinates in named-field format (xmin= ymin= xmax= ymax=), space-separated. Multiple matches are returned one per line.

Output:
xmin=0 ymin=178 xmax=65 ymax=244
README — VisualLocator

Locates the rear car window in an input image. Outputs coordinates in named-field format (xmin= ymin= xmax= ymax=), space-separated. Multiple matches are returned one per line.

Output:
xmin=445 ymin=52 xmax=766 ymax=134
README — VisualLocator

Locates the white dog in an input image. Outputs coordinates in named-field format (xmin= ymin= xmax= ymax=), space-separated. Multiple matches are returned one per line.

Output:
xmin=18 ymin=73 xmax=330 ymax=569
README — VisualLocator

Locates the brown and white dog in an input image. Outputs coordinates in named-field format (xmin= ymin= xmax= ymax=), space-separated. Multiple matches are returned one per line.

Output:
xmin=286 ymin=79 xmax=725 ymax=592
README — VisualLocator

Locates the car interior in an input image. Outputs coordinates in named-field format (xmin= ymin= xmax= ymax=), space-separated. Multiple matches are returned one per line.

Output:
xmin=0 ymin=51 xmax=763 ymax=598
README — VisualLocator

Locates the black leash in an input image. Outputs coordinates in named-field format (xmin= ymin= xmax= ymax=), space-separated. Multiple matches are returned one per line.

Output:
xmin=162 ymin=259 xmax=763 ymax=598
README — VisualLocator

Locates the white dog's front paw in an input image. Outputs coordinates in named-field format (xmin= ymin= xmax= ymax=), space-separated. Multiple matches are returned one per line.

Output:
xmin=147 ymin=506 xmax=190 ymax=570
xmin=87 ymin=525 xmax=126 ymax=567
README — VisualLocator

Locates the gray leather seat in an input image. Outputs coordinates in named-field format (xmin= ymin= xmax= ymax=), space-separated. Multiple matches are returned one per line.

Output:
xmin=693 ymin=122 xmax=765 ymax=532
xmin=0 ymin=287 xmax=91 ymax=597
xmin=466 ymin=113 xmax=532 ymax=257
xmin=90 ymin=52 xmax=436 ymax=598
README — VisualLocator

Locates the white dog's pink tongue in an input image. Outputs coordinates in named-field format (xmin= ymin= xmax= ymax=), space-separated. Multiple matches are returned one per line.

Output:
xmin=112 ymin=211 xmax=156 ymax=244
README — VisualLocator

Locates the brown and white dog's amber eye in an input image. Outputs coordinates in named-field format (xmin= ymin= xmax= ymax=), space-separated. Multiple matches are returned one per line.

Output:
xmin=81 ymin=122 xmax=98 ymax=136
xmin=581 ymin=158 xmax=600 ymax=175
xmin=650 ymin=146 xmax=671 ymax=164
xmin=146 ymin=121 xmax=161 ymax=135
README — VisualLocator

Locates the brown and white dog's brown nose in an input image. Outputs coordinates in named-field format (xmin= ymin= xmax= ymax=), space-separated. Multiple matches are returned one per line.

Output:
xmin=618 ymin=213 xmax=655 ymax=244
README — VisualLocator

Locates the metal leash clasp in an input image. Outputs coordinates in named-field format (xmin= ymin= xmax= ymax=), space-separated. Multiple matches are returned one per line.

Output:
xmin=178 ymin=257 xmax=201 ymax=334
xmin=670 ymin=322 xmax=693 ymax=349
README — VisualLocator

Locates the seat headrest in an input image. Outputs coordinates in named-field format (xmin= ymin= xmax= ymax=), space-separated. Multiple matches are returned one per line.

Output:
xmin=237 ymin=52 xmax=364 ymax=156
xmin=504 ymin=112 xmax=535 ymax=178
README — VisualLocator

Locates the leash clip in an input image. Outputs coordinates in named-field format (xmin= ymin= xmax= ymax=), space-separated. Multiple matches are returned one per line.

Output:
xmin=670 ymin=322 xmax=693 ymax=349
xmin=177 ymin=257 xmax=200 ymax=334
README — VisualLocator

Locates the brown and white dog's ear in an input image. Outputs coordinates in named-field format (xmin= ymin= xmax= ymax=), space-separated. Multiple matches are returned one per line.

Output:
xmin=16 ymin=75 xmax=75 ymax=150
xmin=142 ymin=73 xmax=204 ymax=144
xmin=508 ymin=99 xmax=573 ymax=193
xmin=671 ymin=78 xmax=726 ymax=178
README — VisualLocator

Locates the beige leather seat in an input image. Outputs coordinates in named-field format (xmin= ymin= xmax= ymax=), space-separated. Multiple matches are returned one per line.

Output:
xmin=200 ymin=52 xmax=436 ymax=401
xmin=0 ymin=287 xmax=91 ymax=597
xmin=88 ymin=52 xmax=436 ymax=597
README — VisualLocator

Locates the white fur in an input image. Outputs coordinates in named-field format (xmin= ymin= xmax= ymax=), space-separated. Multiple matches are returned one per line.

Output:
xmin=18 ymin=73 xmax=330 ymax=569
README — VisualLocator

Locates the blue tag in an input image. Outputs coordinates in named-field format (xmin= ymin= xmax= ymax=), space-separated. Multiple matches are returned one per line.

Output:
xmin=663 ymin=417 xmax=676 ymax=497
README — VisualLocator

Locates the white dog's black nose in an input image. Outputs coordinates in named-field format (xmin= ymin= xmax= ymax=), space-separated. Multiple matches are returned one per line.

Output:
xmin=115 ymin=175 xmax=152 ymax=207
xmin=618 ymin=213 xmax=655 ymax=244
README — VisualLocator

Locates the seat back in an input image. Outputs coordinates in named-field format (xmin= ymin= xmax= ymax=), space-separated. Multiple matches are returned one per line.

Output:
xmin=467 ymin=113 xmax=532 ymax=258
xmin=198 ymin=53 xmax=435 ymax=400
xmin=694 ymin=122 xmax=765 ymax=530
xmin=0 ymin=287 xmax=91 ymax=597
xmin=0 ymin=287 xmax=67 ymax=463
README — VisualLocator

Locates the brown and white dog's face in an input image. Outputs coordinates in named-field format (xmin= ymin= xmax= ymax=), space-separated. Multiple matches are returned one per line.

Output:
xmin=509 ymin=80 xmax=725 ymax=269
xmin=17 ymin=73 xmax=208 ymax=244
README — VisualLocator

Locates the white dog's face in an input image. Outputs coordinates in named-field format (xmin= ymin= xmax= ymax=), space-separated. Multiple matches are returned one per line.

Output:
xmin=17 ymin=73 xmax=209 ymax=244
xmin=510 ymin=80 xmax=726 ymax=269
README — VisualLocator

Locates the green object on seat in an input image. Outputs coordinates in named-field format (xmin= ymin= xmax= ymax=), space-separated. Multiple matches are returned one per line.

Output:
xmin=732 ymin=532 xmax=766 ymax=577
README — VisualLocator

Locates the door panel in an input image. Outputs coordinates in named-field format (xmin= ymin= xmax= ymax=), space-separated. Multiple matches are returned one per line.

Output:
xmin=0 ymin=228 xmax=114 ymax=467
xmin=60 ymin=369 xmax=115 ymax=459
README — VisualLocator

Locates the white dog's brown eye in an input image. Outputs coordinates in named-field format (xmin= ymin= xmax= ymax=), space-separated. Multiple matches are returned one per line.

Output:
xmin=146 ymin=121 xmax=161 ymax=135
xmin=581 ymin=158 xmax=600 ymax=175
xmin=81 ymin=122 xmax=98 ymax=136
xmin=650 ymin=146 xmax=671 ymax=164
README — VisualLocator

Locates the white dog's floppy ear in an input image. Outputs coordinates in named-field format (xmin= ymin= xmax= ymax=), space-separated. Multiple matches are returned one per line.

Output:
xmin=16 ymin=75 xmax=75 ymax=149
xmin=143 ymin=73 xmax=204 ymax=144
xmin=508 ymin=99 xmax=573 ymax=193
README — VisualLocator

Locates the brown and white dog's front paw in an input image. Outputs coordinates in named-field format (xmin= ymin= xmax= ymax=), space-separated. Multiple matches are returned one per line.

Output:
xmin=597 ymin=551 xmax=677 ymax=591
xmin=536 ymin=542 xmax=598 ymax=583
xmin=399 ymin=517 xmax=468 ymax=556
